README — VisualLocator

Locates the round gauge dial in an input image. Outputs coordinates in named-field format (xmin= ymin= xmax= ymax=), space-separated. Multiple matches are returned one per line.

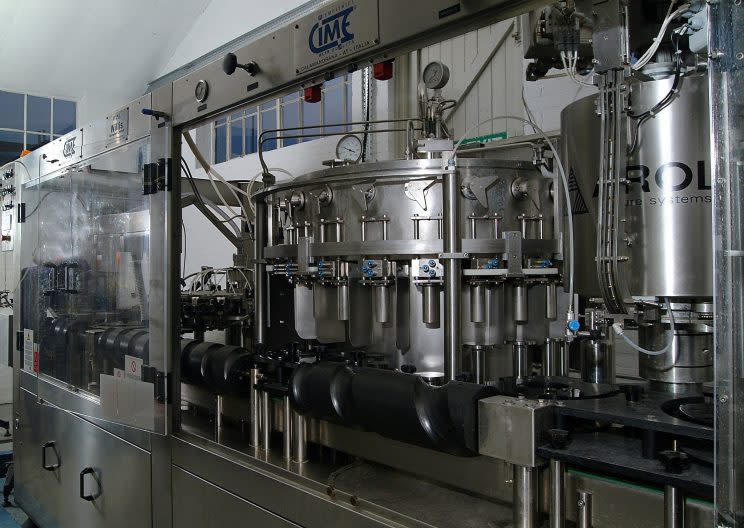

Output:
xmin=336 ymin=134 xmax=363 ymax=164
xmin=422 ymin=61 xmax=451 ymax=90
xmin=195 ymin=80 xmax=209 ymax=103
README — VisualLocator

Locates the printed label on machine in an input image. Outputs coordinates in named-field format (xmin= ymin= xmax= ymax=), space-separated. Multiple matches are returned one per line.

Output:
xmin=23 ymin=329 xmax=38 ymax=373
xmin=293 ymin=1 xmax=379 ymax=75
xmin=124 ymin=354 xmax=143 ymax=380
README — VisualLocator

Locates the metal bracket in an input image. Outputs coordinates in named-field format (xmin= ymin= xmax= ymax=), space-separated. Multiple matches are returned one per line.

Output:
xmin=462 ymin=175 xmax=499 ymax=207
xmin=350 ymin=183 xmax=376 ymax=211
xmin=504 ymin=231 xmax=524 ymax=277
xmin=404 ymin=179 xmax=436 ymax=210
xmin=438 ymin=252 xmax=469 ymax=259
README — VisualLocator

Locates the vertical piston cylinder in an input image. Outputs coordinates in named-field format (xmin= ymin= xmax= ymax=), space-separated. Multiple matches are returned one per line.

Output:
xmin=337 ymin=283 xmax=350 ymax=321
xmin=422 ymin=284 xmax=440 ymax=326
xmin=546 ymin=282 xmax=557 ymax=320
xmin=470 ymin=283 xmax=486 ymax=323
xmin=514 ymin=284 xmax=528 ymax=323
xmin=374 ymin=285 xmax=390 ymax=324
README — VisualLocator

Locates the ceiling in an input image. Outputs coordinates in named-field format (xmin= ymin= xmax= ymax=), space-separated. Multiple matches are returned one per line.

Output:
xmin=0 ymin=0 xmax=212 ymax=121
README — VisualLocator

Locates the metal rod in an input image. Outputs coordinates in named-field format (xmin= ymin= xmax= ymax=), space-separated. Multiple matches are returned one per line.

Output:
xmin=215 ymin=395 xmax=224 ymax=442
xmin=283 ymin=396 xmax=291 ymax=460
xmin=254 ymin=200 xmax=267 ymax=346
xmin=513 ymin=465 xmax=537 ymax=528
xmin=549 ymin=459 xmax=565 ymax=528
xmin=260 ymin=391 xmax=270 ymax=451
xmin=474 ymin=346 xmax=485 ymax=384
xmin=292 ymin=410 xmax=308 ymax=463
xmin=544 ymin=338 xmax=566 ymax=377
xmin=442 ymin=169 xmax=461 ymax=382
xmin=249 ymin=368 xmax=260 ymax=447
xmin=577 ymin=490 xmax=593 ymax=528
xmin=513 ymin=342 xmax=529 ymax=381
xmin=664 ymin=485 xmax=685 ymax=528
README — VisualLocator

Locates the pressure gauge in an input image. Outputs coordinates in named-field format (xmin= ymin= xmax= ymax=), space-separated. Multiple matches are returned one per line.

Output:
xmin=335 ymin=134 xmax=363 ymax=164
xmin=422 ymin=61 xmax=450 ymax=90
xmin=195 ymin=80 xmax=209 ymax=103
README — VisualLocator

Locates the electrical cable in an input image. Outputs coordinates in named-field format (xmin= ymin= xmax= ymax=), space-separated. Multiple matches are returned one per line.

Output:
xmin=612 ymin=298 xmax=677 ymax=355
xmin=632 ymin=2 xmax=690 ymax=71
xmin=448 ymin=116 xmax=575 ymax=322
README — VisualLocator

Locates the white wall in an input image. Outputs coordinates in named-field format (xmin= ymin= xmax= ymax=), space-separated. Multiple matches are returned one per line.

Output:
xmin=158 ymin=0 xmax=311 ymax=77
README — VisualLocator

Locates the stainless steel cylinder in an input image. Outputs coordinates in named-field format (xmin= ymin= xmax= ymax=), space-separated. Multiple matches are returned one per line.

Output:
xmin=442 ymin=169 xmax=462 ymax=382
xmin=546 ymin=282 xmax=557 ymax=320
xmin=291 ymin=410 xmax=308 ymax=463
xmin=260 ymin=391 xmax=270 ymax=451
xmin=470 ymin=283 xmax=486 ymax=323
xmin=544 ymin=338 xmax=567 ymax=377
xmin=549 ymin=459 xmax=565 ymax=528
xmin=639 ymin=324 xmax=713 ymax=392
xmin=513 ymin=465 xmax=537 ymax=528
xmin=337 ymin=283 xmax=350 ymax=321
xmin=254 ymin=199 xmax=267 ymax=345
xmin=422 ymin=284 xmax=440 ymax=325
xmin=576 ymin=490 xmax=593 ymax=528
xmin=374 ymin=285 xmax=390 ymax=324
xmin=283 ymin=396 xmax=292 ymax=460
xmin=664 ymin=485 xmax=685 ymax=528
xmin=473 ymin=345 xmax=486 ymax=384
xmin=514 ymin=284 xmax=528 ymax=324
xmin=580 ymin=339 xmax=614 ymax=384
xmin=249 ymin=368 xmax=260 ymax=447
xmin=513 ymin=342 xmax=530 ymax=381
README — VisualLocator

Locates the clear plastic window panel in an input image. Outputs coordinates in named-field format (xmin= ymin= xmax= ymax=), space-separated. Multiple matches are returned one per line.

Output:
xmin=711 ymin=0 xmax=744 ymax=525
xmin=19 ymin=137 xmax=166 ymax=433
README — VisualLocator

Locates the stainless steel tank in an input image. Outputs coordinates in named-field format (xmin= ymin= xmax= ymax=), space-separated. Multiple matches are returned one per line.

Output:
xmin=561 ymin=72 xmax=712 ymax=299
xmin=562 ymin=71 xmax=713 ymax=391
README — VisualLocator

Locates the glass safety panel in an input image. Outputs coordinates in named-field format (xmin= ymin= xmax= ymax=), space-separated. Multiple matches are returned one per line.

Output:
xmin=711 ymin=0 xmax=744 ymax=525
xmin=20 ymin=137 xmax=166 ymax=433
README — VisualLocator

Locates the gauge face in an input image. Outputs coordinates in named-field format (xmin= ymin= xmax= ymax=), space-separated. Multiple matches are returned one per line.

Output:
xmin=195 ymin=80 xmax=209 ymax=103
xmin=423 ymin=61 xmax=450 ymax=90
xmin=336 ymin=134 xmax=363 ymax=163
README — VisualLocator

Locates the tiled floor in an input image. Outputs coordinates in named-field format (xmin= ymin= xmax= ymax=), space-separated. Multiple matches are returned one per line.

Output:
xmin=0 ymin=473 xmax=26 ymax=528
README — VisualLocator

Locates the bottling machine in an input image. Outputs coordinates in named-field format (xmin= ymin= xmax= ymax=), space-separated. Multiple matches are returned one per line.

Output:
xmin=2 ymin=0 xmax=742 ymax=527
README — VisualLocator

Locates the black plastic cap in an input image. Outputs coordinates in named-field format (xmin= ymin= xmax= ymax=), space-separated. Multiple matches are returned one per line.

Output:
xmin=223 ymin=53 xmax=238 ymax=75
xmin=658 ymin=450 xmax=691 ymax=474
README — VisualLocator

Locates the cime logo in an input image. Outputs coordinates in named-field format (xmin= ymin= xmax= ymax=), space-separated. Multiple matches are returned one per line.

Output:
xmin=62 ymin=137 xmax=76 ymax=158
xmin=309 ymin=5 xmax=355 ymax=54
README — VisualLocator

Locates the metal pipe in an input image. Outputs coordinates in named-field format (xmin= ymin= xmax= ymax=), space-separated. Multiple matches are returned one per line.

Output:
xmin=513 ymin=465 xmax=537 ymax=528
xmin=422 ymin=284 xmax=440 ymax=325
xmin=254 ymin=199 xmax=267 ymax=346
xmin=549 ymin=459 xmax=565 ymax=528
xmin=470 ymin=283 xmax=486 ymax=323
xmin=374 ymin=285 xmax=390 ymax=324
xmin=513 ymin=342 xmax=529 ymax=381
xmin=283 ymin=396 xmax=292 ymax=460
xmin=442 ymin=169 xmax=462 ymax=382
xmin=577 ymin=490 xmax=593 ymax=528
xmin=292 ymin=410 xmax=308 ymax=463
xmin=215 ymin=395 xmax=224 ymax=442
xmin=664 ymin=485 xmax=685 ymax=528
xmin=249 ymin=368 xmax=260 ymax=447
xmin=544 ymin=338 xmax=567 ymax=377
xmin=546 ymin=282 xmax=557 ymax=321
xmin=473 ymin=345 xmax=486 ymax=384
xmin=260 ymin=391 xmax=270 ymax=451
xmin=337 ymin=283 xmax=350 ymax=321
xmin=514 ymin=284 xmax=528 ymax=323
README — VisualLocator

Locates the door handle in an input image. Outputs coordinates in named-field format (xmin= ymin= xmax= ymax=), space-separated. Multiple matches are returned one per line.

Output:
xmin=79 ymin=467 xmax=101 ymax=501
xmin=41 ymin=441 xmax=60 ymax=471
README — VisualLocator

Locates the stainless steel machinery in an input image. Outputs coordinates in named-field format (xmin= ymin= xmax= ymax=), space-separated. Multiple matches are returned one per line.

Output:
xmin=5 ymin=0 xmax=744 ymax=527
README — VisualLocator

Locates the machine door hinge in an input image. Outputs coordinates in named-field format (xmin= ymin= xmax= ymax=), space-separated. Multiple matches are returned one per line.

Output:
xmin=156 ymin=158 xmax=172 ymax=192
xmin=143 ymin=366 xmax=169 ymax=403
xmin=143 ymin=163 xmax=158 ymax=195
xmin=17 ymin=202 xmax=25 ymax=223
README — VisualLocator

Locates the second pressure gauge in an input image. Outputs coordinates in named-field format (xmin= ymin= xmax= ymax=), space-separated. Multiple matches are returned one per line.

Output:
xmin=336 ymin=134 xmax=363 ymax=164
xmin=422 ymin=61 xmax=451 ymax=90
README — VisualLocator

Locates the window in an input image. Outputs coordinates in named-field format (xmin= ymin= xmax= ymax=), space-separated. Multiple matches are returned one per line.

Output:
xmin=212 ymin=74 xmax=353 ymax=165
xmin=0 ymin=90 xmax=77 ymax=165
